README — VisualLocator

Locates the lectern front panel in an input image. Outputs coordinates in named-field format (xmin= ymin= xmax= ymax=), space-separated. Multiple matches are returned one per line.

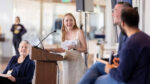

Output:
xmin=35 ymin=61 xmax=57 ymax=84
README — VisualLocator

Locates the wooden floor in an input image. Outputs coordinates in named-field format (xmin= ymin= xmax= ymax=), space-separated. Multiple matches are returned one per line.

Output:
xmin=0 ymin=57 xmax=11 ymax=73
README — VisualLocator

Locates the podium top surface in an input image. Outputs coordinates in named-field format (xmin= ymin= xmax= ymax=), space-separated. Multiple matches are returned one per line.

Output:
xmin=31 ymin=47 xmax=63 ymax=61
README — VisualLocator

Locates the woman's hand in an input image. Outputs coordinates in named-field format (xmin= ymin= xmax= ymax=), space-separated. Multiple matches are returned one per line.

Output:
xmin=0 ymin=73 xmax=3 ymax=77
xmin=7 ymin=75 xmax=16 ymax=82
xmin=68 ymin=45 xmax=76 ymax=50
xmin=0 ymin=74 xmax=16 ymax=82
xmin=0 ymin=73 xmax=9 ymax=78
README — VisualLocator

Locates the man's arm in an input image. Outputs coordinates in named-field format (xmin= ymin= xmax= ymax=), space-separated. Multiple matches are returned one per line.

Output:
xmin=109 ymin=43 xmax=139 ymax=82
xmin=96 ymin=58 xmax=109 ymax=65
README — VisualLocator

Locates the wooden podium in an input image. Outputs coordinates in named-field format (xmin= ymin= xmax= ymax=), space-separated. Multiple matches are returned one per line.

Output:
xmin=31 ymin=47 xmax=63 ymax=84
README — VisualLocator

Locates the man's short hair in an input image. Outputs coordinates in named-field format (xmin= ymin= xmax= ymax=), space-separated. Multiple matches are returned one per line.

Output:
xmin=117 ymin=2 xmax=133 ymax=8
xmin=121 ymin=7 xmax=139 ymax=27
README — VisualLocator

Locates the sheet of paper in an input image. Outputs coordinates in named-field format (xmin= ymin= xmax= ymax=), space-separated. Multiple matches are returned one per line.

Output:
xmin=61 ymin=40 xmax=77 ymax=50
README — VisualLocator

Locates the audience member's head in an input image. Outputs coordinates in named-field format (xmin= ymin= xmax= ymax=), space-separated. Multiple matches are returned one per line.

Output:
xmin=120 ymin=7 xmax=139 ymax=35
xmin=112 ymin=2 xmax=132 ymax=25
xmin=15 ymin=16 xmax=20 ymax=24
xmin=18 ymin=40 xmax=31 ymax=57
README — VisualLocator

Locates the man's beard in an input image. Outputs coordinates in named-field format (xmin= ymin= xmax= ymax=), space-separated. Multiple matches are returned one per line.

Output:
xmin=119 ymin=25 xmax=127 ymax=36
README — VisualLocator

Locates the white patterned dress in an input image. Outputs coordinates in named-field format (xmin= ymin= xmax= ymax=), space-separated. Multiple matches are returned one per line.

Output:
xmin=62 ymin=31 xmax=86 ymax=84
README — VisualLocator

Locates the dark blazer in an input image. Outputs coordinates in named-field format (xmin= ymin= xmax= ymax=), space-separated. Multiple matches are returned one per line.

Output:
xmin=3 ymin=55 xmax=35 ymax=84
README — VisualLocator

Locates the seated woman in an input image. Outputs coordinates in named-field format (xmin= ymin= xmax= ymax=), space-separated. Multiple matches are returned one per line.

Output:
xmin=0 ymin=40 xmax=35 ymax=84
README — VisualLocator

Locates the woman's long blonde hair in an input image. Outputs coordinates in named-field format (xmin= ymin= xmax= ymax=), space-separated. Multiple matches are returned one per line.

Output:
xmin=61 ymin=13 xmax=78 ymax=41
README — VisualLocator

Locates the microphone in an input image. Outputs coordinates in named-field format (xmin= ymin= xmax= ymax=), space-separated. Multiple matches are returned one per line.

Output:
xmin=36 ymin=30 xmax=57 ymax=48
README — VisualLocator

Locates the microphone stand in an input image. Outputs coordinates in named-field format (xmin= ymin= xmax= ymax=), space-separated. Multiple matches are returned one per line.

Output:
xmin=36 ymin=30 xmax=56 ymax=47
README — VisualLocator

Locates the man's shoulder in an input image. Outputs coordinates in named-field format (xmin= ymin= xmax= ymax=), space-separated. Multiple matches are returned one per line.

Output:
xmin=126 ymin=32 xmax=150 ymax=48
xmin=131 ymin=32 xmax=150 ymax=42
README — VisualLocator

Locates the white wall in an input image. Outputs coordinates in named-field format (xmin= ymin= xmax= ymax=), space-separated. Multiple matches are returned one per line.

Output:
xmin=0 ymin=0 xmax=13 ymax=57
xmin=90 ymin=7 xmax=105 ymax=31
xmin=144 ymin=0 xmax=150 ymax=35
xmin=13 ymin=0 xmax=41 ymax=45
xmin=132 ymin=0 xmax=145 ymax=31
xmin=105 ymin=0 xmax=115 ymax=47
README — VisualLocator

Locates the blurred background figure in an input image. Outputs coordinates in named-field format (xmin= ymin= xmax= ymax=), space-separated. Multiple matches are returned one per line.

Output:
xmin=11 ymin=16 xmax=27 ymax=55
